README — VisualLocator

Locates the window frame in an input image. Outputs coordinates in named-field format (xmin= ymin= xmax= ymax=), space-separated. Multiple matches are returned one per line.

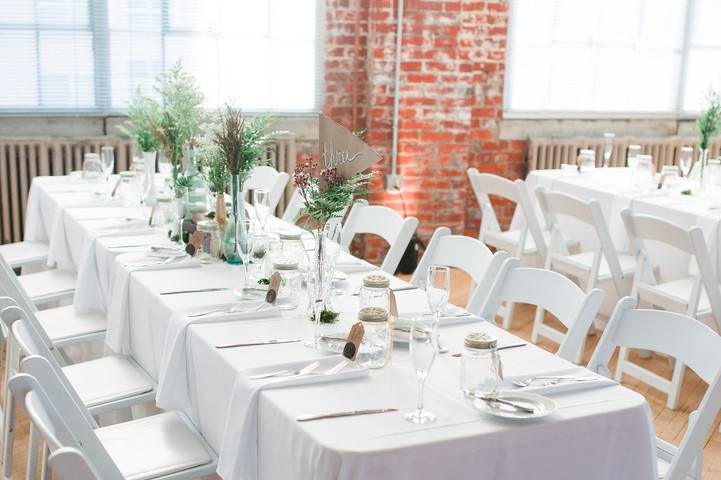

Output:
xmin=0 ymin=0 xmax=325 ymax=116
xmin=503 ymin=0 xmax=706 ymax=120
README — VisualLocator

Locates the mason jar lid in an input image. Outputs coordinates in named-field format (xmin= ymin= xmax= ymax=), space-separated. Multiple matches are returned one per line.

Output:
xmin=197 ymin=219 xmax=219 ymax=233
xmin=362 ymin=274 xmax=390 ymax=289
xmin=358 ymin=306 xmax=388 ymax=322
xmin=464 ymin=332 xmax=497 ymax=350
xmin=279 ymin=231 xmax=302 ymax=241
xmin=119 ymin=171 xmax=135 ymax=182
xmin=273 ymin=258 xmax=299 ymax=271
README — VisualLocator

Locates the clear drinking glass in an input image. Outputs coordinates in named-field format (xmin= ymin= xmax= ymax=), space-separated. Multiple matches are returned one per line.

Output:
xmin=426 ymin=265 xmax=450 ymax=325
xmin=101 ymin=146 xmax=115 ymax=182
xmin=82 ymin=153 xmax=103 ymax=181
xmin=603 ymin=132 xmax=615 ymax=168
xmin=679 ymin=146 xmax=693 ymax=178
xmin=405 ymin=316 xmax=438 ymax=425
xmin=253 ymin=188 xmax=271 ymax=234
xmin=237 ymin=218 xmax=256 ymax=289
xmin=627 ymin=144 xmax=642 ymax=172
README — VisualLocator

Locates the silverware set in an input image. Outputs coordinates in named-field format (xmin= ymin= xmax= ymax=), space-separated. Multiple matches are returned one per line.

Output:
xmin=296 ymin=407 xmax=398 ymax=422
xmin=186 ymin=301 xmax=265 ymax=318
xmin=476 ymin=395 xmax=537 ymax=414
xmin=124 ymin=255 xmax=183 ymax=269
xmin=512 ymin=375 xmax=597 ymax=388
xmin=215 ymin=339 xmax=302 ymax=349
xmin=160 ymin=287 xmax=230 ymax=296
xmin=249 ymin=359 xmax=348 ymax=380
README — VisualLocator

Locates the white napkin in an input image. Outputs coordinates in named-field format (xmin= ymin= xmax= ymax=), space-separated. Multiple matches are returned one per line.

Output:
xmin=105 ymin=255 xmax=200 ymax=353
xmin=216 ymin=356 xmax=367 ymax=480
xmin=74 ymin=229 xmax=157 ymax=314
xmin=155 ymin=301 xmax=281 ymax=421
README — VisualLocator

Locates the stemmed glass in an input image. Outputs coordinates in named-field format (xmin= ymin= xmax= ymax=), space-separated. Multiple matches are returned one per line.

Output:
xmin=253 ymin=188 xmax=271 ymax=234
xmin=426 ymin=265 xmax=450 ymax=324
xmin=404 ymin=316 xmax=438 ymax=424
xmin=101 ymin=146 xmax=115 ymax=183
xmin=237 ymin=218 xmax=256 ymax=289
xmin=679 ymin=146 xmax=693 ymax=179
xmin=603 ymin=132 xmax=615 ymax=168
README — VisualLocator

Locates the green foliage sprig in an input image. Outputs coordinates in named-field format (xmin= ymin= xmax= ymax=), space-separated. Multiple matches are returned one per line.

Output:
xmin=117 ymin=90 xmax=161 ymax=152
xmin=292 ymin=158 xmax=374 ymax=227
xmin=698 ymin=90 xmax=721 ymax=150
xmin=195 ymin=120 xmax=230 ymax=194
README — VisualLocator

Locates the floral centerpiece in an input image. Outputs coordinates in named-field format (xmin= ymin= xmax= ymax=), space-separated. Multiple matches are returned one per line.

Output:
xmin=196 ymin=131 xmax=230 ymax=233
xmin=697 ymin=90 xmax=721 ymax=188
xmin=211 ymin=104 xmax=274 ymax=263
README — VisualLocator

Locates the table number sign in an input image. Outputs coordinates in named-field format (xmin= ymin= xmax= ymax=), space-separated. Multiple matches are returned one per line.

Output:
xmin=319 ymin=114 xmax=381 ymax=180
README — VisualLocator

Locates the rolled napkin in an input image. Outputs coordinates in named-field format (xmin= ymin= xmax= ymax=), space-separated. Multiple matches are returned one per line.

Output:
xmin=216 ymin=356 xmax=367 ymax=480
xmin=156 ymin=301 xmax=282 ymax=420
xmin=507 ymin=368 xmax=616 ymax=396
xmin=105 ymin=254 xmax=200 ymax=353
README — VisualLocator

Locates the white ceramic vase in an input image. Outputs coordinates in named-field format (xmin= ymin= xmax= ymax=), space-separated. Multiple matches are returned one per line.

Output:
xmin=143 ymin=151 xmax=157 ymax=206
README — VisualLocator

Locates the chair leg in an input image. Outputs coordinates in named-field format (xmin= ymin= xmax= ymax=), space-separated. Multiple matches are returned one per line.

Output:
xmin=667 ymin=359 xmax=685 ymax=410
xmin=26 ymin=424 xmax=38 ymax=480
xmin=531 ymin=306 xmax=544 ymax=343
xmin=614 ymin=347 xmax=628 ymax=383
xmin=2 ymin=390 xmax=14 ymax=480
xmin=502 ymin=301 xmax=515 ymax=330
xmin=40 ymin=444 xmax=50 ymax=480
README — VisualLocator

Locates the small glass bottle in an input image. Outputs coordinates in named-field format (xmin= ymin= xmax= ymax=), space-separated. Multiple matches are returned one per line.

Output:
xmin=358 ymin=274 xmax=391 ymax=316
xmin=197 ymin=219 xmax=221 ymax=263
xmin=272 ymin=259 xmax=301 ymax=310
xmin=460 ymin=332 xmax=501 ymax=397
xmin=357 ymin=306 xmax=391 ymax=369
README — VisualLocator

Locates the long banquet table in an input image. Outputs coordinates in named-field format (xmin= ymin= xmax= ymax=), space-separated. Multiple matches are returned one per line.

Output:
xmin=23 ymin=174 xmax=657 ymax=479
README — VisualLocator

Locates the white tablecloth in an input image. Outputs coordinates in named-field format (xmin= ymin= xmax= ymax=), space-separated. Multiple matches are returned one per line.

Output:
xmin=24 ymin=175 xmax=658 ymax=480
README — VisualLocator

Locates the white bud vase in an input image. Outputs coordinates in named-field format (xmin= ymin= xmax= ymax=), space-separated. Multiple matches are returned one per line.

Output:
xmin=143 ymin=151 xmax=157 ymax=206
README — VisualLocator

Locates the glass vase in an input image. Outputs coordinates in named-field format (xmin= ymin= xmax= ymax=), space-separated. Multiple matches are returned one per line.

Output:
xmin=173 ymin=189 xmax=187 ymax=244
xmin=306 ymin=222 xmax=341 ymax=349
xmin=222 ymin=174 xmax=247 ymax=264
xmin=698 ymin=148 xmax=709 ymax=192
xmin=142 ymin=151 xmax=157 ymax=206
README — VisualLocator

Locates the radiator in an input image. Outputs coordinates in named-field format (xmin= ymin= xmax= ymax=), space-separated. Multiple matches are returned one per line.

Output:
xmin=0 ymin=134 xmax=298 ymax=245
xmin=528 ymin=137 xmax=721 ymax=171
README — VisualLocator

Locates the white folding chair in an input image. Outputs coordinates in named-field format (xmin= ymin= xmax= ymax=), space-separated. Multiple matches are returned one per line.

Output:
xmin=467 ymin=169 xmax=547 ymax=261
xmin=0 ymin=251 xmax=75 ymax=306
xmin=49 ymin=447 xmax=102 ymax=480
xmin=340 ymin=203 xmax=418 ymax=275
xmin=0 ymin=305 xmax=156 ymax=478
xmin=9 ymin=356 xmax=216 ymax=480
xmin=588 ymin=297 xmax=721 ymax=480
xmin=0 ymin=240 xmax=49 ymax=271
xmin=281 ymin=188 xmax=305 ymax=224
xmin=534 ymin=187 xmax=636 ymax=337
xmin=410 ymin=227 xmax=494 ymax=310
xmin=619 ymin=209 xmax=721 ymax=409
xmin=244 ymin=165 xmax=290 ymax=213
xmin=471 ymin=257 xmax=604 ymax=364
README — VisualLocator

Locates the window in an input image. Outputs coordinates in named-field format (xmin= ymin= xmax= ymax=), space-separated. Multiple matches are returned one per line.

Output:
xmin=505 ymin=0 xmax=721 ymax=116
xmin=0 ymin=0 xmax=322 ymax=113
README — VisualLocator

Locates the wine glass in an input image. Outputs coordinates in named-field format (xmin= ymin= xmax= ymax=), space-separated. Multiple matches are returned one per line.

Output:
xmin=81 ymin=153 xmax=102 ymax=181
xmin=237 ymin=218 xmax=256 ymax=289
xmin=679 ymin=146 xmax=693 ymax=178
xmin=404 ymin=316 xmax=438 ymax=425
xmin=101 ymin=146 xmax=115 ymax=183
xmin=426 ymin=265 xmax=450 ymax=325
xmin=602 ymin=132 xmax=615 ymax=168
xmin=253 ymin=188 xmax=271 ymax=234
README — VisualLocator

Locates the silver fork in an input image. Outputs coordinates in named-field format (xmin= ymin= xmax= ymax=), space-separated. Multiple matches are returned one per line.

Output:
xmin=187 ymin=302 xmax=265 ymax=318
xmin=512 ymin=375 xmax=596 ymax=388
xmin=125 ymin=255 xmax=179 ymax=269
xmin=249 ymin=360 xmax=346 ymax=380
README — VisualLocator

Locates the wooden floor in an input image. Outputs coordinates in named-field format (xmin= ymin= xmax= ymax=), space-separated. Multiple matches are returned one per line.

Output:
xmin=5 ymin=269 xmax=721 ymax=478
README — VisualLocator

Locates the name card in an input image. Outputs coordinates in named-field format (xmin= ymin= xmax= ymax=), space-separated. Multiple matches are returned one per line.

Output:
xmin=265 ymin=272 xmax=282 ymax=305
xmin=319 ymin=114 xmax=381 ymax=179
xmin=343 ymin=322 xmax=365 ymax=361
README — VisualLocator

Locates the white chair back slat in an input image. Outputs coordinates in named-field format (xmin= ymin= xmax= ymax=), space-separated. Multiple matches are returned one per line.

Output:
xmin=243 ymin=165 xmax=291 ymax=212
xmin=49 ymin=448 xmax=101 ymax=480
xmin=0 ymin=253 xmax=38 ymax=313
xmin=536 ymin=189 xmax=595 ymax=225
xmin=411 ymin=227 xmax=493 ymax=296
xmin=588 ymin=298 xmax=721 ymax=480
xmin=474 ymin=257 xmax=603 ymax=363
xmin=622 ymin=211 xmax=695 ymax=255
xmin=465 ymin=251 xmax=512 ymax=315
xmin=10 ymin=356 xmax=124 ymax=480
xmin=515 ymin=179 xmax=548 ymax=259
xmin=340 ymin=203 xmax=418 ymax=274
xmin=280 ymin=188 xmax=305 ymax=224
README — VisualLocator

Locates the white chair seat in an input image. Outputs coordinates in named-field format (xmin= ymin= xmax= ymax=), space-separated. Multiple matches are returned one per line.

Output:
xmin=96 ymin=411 xmax=213 ymax=480
xmin=551 ymin=251 xmax=636 ymax=281
xmin=0 ymin=241 xmax=49 ymax=269
xmin=484 ymin=229 xmax=545 ymax=255
xmin=17 ymin=269 xmax=76 ymax=304
xmin=35 ymin=305 xmax=106 ymax=344
xmin=62 ymin=356 xmax=153 ymax=408
xmin=638 ymin=277 xmax=713 ymax=319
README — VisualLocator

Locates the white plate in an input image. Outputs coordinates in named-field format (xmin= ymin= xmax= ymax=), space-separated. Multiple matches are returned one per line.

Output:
xmin=473 ymin=392 xmax=556 ymax=419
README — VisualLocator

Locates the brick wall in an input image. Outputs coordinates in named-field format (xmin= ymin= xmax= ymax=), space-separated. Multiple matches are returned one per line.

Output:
xmin=322 ymin=0 xmax=527 ymax=265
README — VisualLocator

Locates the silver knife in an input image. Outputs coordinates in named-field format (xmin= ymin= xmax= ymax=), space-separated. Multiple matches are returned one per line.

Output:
xmin=215 ymin=339 xmax=301 ymax=349
xmin=160 ymin=287 xmax=230 ymax=295
xmin=296 ymin=408 xmax=398 ymax=422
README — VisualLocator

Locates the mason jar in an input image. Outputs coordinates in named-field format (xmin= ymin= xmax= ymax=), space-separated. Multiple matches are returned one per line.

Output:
xmin=357 ymin=306 xmax=391 ymax=369
xmin=358 ymin=274 xmax=390 ymax=317
xmin=279 ymin=231 xmax=304 ymax=267
xmin=197 ymin=219 xmax=221 ymax=263
xmin=272 ymin=259 xmax=301 ymax=310
xmin=460 ymin=332 xmax=501 ymax=397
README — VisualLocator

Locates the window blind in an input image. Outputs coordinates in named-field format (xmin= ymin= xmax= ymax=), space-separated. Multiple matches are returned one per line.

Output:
xmin=0 ymin=0 xmax=322 ymax=113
